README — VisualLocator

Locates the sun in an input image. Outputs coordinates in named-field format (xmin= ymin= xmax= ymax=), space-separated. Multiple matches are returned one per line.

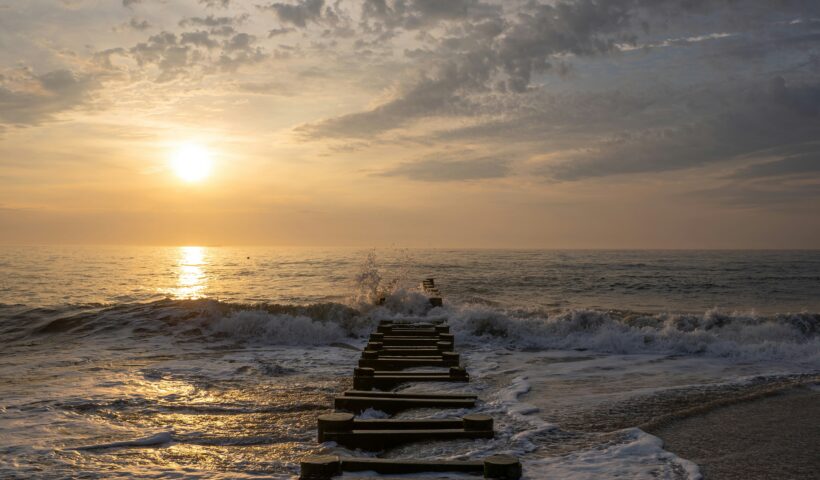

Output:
xmin=170 ymin=143 xmax=213 ymax=183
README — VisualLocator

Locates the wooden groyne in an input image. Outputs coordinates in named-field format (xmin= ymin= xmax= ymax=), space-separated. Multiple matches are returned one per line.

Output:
xmin=299 ymin=289 xmax=523 ymax=479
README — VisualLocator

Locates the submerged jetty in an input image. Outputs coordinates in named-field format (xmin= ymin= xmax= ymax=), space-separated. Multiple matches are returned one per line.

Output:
xmin=299 ymin=280 xmax=522 ymax=479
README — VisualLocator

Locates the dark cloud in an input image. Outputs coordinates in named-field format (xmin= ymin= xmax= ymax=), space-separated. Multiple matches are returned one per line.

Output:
xmin=293 ymin=0 xmax=820 ymax=195
xmin=379 ymin=156 xmax=509 ymax=182
xmin=122 ymin=0 xmax=142 ymax=7
xmin=298 ymin=68 xmax=479 ymax=138
xmin=261 ymin=0 xmax=325 ymax=28
xmin=731 ymin=150 xmax=820 ymax=179
xmin=129 ymin=32 xmax=193 ymax=82
xmin=180 ymin=31 xmax=219 ymax=49
xmin=128 ymin=18 xmax=151 ymax=31
xmin=361 ymin=0 xmax=498 ymax=32
xmin=696 ymin=182 xmax=820 ymax=210
xmin=268 ymin=27 xmax=294 ymax=37
xmin=124 ymin=23 xmax=267 ymax=80
xmin=0 ymin=69 xmax=94 ymax=126
xmin=540 ymin=77 xmax=820 ymax=181
xmin=301 ymin=0 xmax=647 ymax=138
xmin=179 ymin=14 xmax=248 ymax=28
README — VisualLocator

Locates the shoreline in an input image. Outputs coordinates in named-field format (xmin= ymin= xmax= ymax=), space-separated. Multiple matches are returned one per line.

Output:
xmin=647 ymin=385 xmax=820 ymax=479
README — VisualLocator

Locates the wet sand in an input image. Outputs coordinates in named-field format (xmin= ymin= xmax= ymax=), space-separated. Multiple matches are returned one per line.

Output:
xmin=648 ymin=386 xmax=820 ymax=479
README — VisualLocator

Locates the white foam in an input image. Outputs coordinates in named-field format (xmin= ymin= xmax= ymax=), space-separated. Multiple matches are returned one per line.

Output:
xmin=207 ymin=310 xmax=352 ymax=345
xmin=524 ymin=429 xmax=701 ymax=480
xmin=74 ymin=431 xmax=173 ymax=450
xmin=445 ymin=305 xmax=820 ymax=364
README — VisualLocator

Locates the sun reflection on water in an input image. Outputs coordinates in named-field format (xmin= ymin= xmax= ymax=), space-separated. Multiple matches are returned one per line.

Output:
xmin=171 ymin=246 xmax=208 ymax=299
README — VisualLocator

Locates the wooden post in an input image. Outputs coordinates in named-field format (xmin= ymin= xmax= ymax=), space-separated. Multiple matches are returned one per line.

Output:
xmin=441 ymin=351 xmax=460 ymax=365
xmin=299 ymin=455 xmax=341 ymax=479
xmin=353 ymin=367 xmax=374 ymax=390
xmin=450 ymin=366 xmax=468 ymax=379
xmin=317 ymin=413 xmax=354 ymax=442
xmin=483 ymin=455 xmax=522 ymax=479
xmin=463 ymin=414 xmax=493 ymax=431
xmin=361 ymin=350 xmax=379 ymax=359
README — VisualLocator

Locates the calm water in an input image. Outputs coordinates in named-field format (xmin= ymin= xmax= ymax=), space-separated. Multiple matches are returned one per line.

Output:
xmin=0 ymin=246 xmax=818 ymax=479
xmin=1 ymin=246 xmax=819 ymax=313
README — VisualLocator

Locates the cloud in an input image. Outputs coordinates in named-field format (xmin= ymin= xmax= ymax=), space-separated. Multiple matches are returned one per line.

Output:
xmin=128 ymin=18 xmax=151 ymax=31
xmin=199 ymin=0 xmax=230 ymax=7
xmin=379 ymin=156 xmax=509 ymax=182
xmin=361 ymin=0 xmax=498 ymax=32
xmin=0 ymin=68 xmax=94 ymax=126
xmin=128 ymin=32 xmax=193 ymax=81
xmin=730 ymin=150 xmax=820 ymax=179
xmin=180 ymin=31 xmax=219 ymax=49
xmin=268 ymin=27 xmax=294 ymax=37
xmin=298 ymin=69 xmax=478 ymax=138
xmin=261 ymin=0 xmax=325 ymax=28
xmin=301 ymin=0 xmax=820 ymax=142
xmin=179 ymin=14 xmax=248 ymax=28
xmin=124 ymin=24 xmax=267 ymax=80
xmin=539 ymin=77 xmax=820 ymax=181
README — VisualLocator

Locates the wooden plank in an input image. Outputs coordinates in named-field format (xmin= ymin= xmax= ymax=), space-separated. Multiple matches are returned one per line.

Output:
xmin=342 ymin=390 xmax=477 ymax=400
xmin=323 ymin=429 xmax=493 ymax=450
xmin=334 ymin=395 xmax=475 ymax=414
xmin=299 ymin=455 xmax=522 ymax=479
xmin=358 ymin=356 xmax=459 ymax=370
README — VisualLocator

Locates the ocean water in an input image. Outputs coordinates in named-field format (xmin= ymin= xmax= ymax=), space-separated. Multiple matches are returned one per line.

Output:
xmin=0 ymin=246 xmax=818 ymax=479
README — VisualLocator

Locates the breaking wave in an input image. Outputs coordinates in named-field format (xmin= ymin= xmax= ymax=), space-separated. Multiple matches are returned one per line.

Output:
xmin=2 ymin=294 xmax=819 ymax=363
xmin=443 ymin=304 xmax=820 ymax=363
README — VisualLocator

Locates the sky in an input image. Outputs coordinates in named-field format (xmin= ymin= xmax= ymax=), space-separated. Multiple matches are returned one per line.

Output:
xmin=0 ymin=0 xmax=819 ymax=248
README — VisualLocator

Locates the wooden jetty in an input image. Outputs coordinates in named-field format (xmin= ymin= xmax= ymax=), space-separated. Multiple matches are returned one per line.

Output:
xmin=300 ymin=282 xmax=523 ymax=479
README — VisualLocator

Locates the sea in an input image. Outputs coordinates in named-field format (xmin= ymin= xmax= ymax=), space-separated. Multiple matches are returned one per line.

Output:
xmin=0 ymin=246 xmax=818 ymax=479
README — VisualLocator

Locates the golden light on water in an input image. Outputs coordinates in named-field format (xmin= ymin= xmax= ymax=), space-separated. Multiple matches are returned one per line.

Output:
xmin=173 ymin=246 xmax=207 ymax=299
xmin=170 ymin=143 xmax=213 ymax=183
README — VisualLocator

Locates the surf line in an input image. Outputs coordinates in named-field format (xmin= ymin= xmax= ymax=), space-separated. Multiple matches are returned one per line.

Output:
xmin=299 ymin=278 xmax=523 ymax=479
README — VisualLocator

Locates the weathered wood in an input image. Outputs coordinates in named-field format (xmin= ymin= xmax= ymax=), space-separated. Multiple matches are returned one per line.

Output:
xmin=377 ymin=326 xmax=439 ymax=335
xmin=299 ymin=455 xmax=523 ymax=479
xmin=317 ymin=414 xmax=494 ymax=450
xmin=484 ymin=455 xmax=523 ymax=479
xmin=368 ymin=341 xmax=454 ymax=352
xmin=299 ymin=455 xmax=341 ymax=479
xmin=360 ymin=350 xmax=459 ymax=362
xmin=334 ymin=395 xmax=476 ymax=414
xmin=326 ymin=428 xmax=493 ymax=450
xmin=358 ymin=352 xmax=459 ymax=370
xmin=380 ymin=317 xmax=447 ymax=325
xmin=365 ymin=346 xmax=448 ymax=356
xmin=352 ymin=366 xmax=469 ymax=390
xmin=342 ymin=390 xmax=476 ymax=400
xmin=370 ymin=335 xmax=455 ymax=348
xmin=340 ymin=456 xmax=484 ymax=475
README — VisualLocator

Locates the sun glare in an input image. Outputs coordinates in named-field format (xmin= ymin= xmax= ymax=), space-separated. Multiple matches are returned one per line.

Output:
xmin=171 ymin=143 xmax=213 ymax=183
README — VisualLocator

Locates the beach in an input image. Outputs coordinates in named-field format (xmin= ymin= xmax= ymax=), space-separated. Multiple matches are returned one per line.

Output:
xmin=0 ymin=247 xmax=818 ymax=479
xmin=649 ymin=386 xmax=820 ymax=480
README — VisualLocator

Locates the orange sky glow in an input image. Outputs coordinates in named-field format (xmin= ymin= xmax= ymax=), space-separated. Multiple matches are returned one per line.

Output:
xmin=1 ymin=0 xmax=819 ymax=248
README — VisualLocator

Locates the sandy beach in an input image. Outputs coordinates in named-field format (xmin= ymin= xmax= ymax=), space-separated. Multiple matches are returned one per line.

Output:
xmin=649 ymin=386 xmax=820 ymax=479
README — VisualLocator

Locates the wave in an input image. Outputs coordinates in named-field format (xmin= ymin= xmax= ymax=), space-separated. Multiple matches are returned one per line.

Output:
xmin=3 ymin=294 xmax=819 ymax=363
xmin=73 ymin=431 xmax=173 ymax=450
xmin=445 ymin=304 xmax=820 ymax=363
xmin=0 ymin=298 xmax=368 ymax=345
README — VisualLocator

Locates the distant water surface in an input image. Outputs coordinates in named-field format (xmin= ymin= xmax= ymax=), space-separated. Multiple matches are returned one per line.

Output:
xmin=1 ymin=246 xmax=818 ymax=313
